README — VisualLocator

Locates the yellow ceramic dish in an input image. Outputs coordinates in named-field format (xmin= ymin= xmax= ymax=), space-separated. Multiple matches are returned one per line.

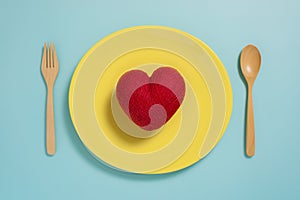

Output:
xmin=69 ymin=26 xmax=232 ymax=174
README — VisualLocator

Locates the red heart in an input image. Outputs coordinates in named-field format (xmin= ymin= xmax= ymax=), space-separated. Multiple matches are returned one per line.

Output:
xmin=116 ymin=67 xmax=185 ymax=131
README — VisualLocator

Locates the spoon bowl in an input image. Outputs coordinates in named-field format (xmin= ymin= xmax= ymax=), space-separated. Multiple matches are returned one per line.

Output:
xmin=241 ymin=45 xmax=261 ymax=82
xmin=240 ymin=44 xmax=261 ymax=157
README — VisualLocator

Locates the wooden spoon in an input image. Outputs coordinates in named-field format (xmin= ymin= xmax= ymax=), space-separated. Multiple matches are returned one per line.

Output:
xmin=240 ymin=44 xmax=261 ymax=157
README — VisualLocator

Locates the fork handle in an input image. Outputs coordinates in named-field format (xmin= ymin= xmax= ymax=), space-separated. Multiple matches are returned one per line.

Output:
xmin=46 ymin=87 xmax=56 ymax=155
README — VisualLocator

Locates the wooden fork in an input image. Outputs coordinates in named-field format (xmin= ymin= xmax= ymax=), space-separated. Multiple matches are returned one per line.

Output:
xmin=41 ymin=43 xmax=59 ymax=156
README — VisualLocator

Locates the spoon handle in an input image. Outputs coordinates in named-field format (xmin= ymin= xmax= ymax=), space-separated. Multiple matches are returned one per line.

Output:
xmin=246 ymin=86 xmax=255 ymax=157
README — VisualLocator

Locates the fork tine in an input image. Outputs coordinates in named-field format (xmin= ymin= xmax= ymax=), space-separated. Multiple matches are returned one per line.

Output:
xmin=42 ymin=43 xmax=47 ymax=68
xmin=50 ymin=43 xmax=53 ymax=68
xmin=52 ymin=43 xmax=58 ymax=69
xmin=46 ymin=43 xmax=50 ymax=68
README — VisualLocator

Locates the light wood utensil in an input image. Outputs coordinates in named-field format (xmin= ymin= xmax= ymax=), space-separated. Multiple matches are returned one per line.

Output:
xmin=41 ymin=43 xmax=59 ymax=156
xmin=240 ymin=44 xmax=261 ymax=157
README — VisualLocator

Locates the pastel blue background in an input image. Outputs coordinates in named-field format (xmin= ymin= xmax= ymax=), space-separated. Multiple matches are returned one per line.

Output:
xmin=1 ymin=0 xmax=299 ymax=199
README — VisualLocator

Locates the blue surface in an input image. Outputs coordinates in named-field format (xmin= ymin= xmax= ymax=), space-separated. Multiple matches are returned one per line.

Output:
xmin=1 ymin=0 xmax=299 ymax=199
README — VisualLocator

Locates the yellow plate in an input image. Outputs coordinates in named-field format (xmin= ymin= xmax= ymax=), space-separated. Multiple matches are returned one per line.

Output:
xmin=69 ymin=26 xmax=232 ymax=174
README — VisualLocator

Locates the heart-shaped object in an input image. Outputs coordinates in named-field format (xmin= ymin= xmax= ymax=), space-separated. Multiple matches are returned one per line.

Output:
xmin=116 ymin=67 xmax=185 ymax=131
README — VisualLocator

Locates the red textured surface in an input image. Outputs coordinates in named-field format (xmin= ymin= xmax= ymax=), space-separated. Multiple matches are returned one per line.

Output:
xmin=129 ymin=83 xmax=180 ymax=127
xmin=116 ymin=67 xmax=185 ymax=131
